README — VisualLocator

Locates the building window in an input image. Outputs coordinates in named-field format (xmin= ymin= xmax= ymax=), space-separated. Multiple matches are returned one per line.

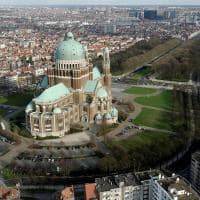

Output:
xmin=46 ymin=119 xmax=51 ymax=125
xmin=34 ymin=118 xmax=39 ymax=124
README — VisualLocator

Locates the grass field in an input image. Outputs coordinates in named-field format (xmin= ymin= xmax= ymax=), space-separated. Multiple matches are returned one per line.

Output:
xmin=124 ymin=86 xmax=157 ymax=95
xmin=0 ymin=168 xmax=19 ymax=180
xmin=114 ymin=130 xmax=182 ymax=158
xmin=0 ymin=93 xmax=33 ymax=107
xmin=133 ymin=107 xmax=172 ymax=131
xmin=117 ymin=130 xmax=170 ymax=149
xmin=135 ymin=90 xmax=175 ymax=110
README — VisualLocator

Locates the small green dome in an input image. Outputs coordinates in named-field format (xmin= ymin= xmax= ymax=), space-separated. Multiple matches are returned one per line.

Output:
xmin=53 ymin=107 xmax=62 ymax=114
xmin=95 ymin=113 xmax=102 ymax=120
xmin=97 ymin=87 xmax=108 ymax=98
xmin=104 ymin=113 xmax=112 ymax=119
xmin=111 ymin=107 xmax=118 ymax=117
xmin=65 ymin=32 xmax=74 ymax=40
xmin=55 ymin=32 xmax=85 ymax=61
xmin=93 ymin=66 xmax=101 ymax=80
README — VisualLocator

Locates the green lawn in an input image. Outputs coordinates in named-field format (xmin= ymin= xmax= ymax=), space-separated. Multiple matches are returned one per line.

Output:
xmin=124 ymin=86 xmax=157 ymax=95
xmin=0 ymin=93 xmax=33 ymax=107
xmin=0 ymin=108 xmax=6 ymax=117
xmin=135 ymin=90 xmax=176 ymax=110
xmin=133 ymin=107 xmax=173 ymax=131
xmin=117 ymin=131 xmax=171 ymax=150
xmin=114 ymin=130 xmax=183 ymax=159
xmin=10 ymin=122 xmax=33 ymax=138
xmin=131 ymin=67 xmax=152 ymax=81
xmin=0 ymin=168 xmax=19 ymax=180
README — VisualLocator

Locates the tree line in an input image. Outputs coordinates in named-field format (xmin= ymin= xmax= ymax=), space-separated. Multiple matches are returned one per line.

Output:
xmin=154 ymin=39 xmax=200 ymax=82
xmin=93 ymin=37 xmax=170 ymax=74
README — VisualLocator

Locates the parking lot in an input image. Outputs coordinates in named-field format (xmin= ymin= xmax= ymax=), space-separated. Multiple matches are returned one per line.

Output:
xmin=8 ymin=144 xmax=102 ymax=176
xmin=117 ymin=123 xmax=144 ymax=138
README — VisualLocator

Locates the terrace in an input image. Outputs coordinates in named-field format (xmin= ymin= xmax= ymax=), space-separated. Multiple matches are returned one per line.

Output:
xmin=158 ymin=176 xmax=199 ymax=200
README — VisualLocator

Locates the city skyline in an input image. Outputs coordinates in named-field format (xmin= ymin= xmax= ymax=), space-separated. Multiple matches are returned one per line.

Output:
xmin=1 ymin=0 xmax=200 ymax=5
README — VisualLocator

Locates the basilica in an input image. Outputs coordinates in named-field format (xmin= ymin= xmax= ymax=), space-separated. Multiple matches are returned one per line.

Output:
xmin=25 ymin=32 xmax=118 ymax=138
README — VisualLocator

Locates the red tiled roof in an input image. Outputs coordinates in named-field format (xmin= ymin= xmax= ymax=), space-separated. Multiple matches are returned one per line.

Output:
xmin=85 ymin=183 xmax=97 ymax=200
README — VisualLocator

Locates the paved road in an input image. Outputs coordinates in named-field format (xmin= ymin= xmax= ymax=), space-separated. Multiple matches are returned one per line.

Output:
xmin=5 ymin=107 xmax=25 ymax=120
xmin=0 ymin=104 xmax=21 ymax=110
xmin=0 ymin=103 xmax=25 ymax=120
xmin=0 ymin=135 xmax=32 ymax=170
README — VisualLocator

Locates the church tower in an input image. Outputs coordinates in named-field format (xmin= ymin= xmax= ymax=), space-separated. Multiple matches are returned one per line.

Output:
xmin=102 ymin=47 xmax=112 ymax=94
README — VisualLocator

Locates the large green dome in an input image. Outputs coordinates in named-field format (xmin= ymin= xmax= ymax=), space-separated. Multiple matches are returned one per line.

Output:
xmin=55 ymin=32 xmax=85 ymax=61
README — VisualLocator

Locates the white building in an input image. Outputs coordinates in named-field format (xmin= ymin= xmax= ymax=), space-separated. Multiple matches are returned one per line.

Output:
xmin=95 ymin=171 xmax=200 ymax=200
xmin=95 ymin=173 xmax=142 ymax=200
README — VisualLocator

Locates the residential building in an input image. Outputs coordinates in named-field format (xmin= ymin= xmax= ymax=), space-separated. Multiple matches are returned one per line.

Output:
xmin=60 ymin=186 xmax=75 ymax=200
xmin=95 ymin=171 xmax=200 ymax=200
xmin=0 ymin=187 xmax=20 ymax=200
xmin=95 ymin=173 xmax=142 ymax=200
xmin=85 ymin=183 xmax=98 ymax=200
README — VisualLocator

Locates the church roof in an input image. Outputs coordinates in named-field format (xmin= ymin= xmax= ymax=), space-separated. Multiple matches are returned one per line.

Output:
xmin=93 ymin=66 xmax=101 ymax=80
xmin=104 ymin=112 xmax=112 ymax=119
xmin=55 ymin=32 xmax=86 ymax=61
xmin=97 ymin=87 xmax=108 ymax=98
xmin=53 ymin=107 xmax=62 ymax=114
xmin=84 ymin=80 xmax=99 ymax=93
xmin=40 ymin=75 xmax=49 ymax=89
xmin=111 ymin=107 xmax=118 ymax=117
xmin=25 ymin=101 xmax=33 ymax=113
xmin=95 ymin=113 xmax=102 ymax=120
xmin=33 ymin=83 xmax=70 ymax=104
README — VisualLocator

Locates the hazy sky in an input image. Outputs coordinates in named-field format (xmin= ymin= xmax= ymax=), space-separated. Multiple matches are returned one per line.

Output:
xmin=1 ymin=0 xmax=200 ymax=5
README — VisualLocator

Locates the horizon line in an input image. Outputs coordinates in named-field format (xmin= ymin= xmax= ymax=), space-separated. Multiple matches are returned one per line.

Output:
xmin=1 ymin=4 xmax=200 ymax=6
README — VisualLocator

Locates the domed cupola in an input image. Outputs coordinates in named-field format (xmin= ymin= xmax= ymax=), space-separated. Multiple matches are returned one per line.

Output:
xmin=55 ymin=32 xmax=86 ymax=61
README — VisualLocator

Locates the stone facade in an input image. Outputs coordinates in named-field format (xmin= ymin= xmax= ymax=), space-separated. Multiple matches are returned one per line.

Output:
xmin=25 ymin=32 xmax=118 ymax=138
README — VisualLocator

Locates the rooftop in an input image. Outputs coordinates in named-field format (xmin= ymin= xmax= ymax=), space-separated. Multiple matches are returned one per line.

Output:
xmin=158 ymin=176 xmax=199 ymax=200
xmin=95 ymin=173 xmax=139 ymax=193
xmin=97 ymin=87 xmax=108 ymax=98
xmin=85 ymin=183 xmax=97 ymax=200
xmin=60 ymin=186 xmax=74 ymax=200
xmin=135 ymin=170 xmax=161 ymax=182
xmin=84 ymin=80 xmax=99 ymax=93
xmin=55 ymin=32 xmax=86 ymax=61
xmin=33 ymin=83 xmax=70 ymax=104
xmin=93 ymin=66 xmax=101 ymax=80
xmin=40 ymin=75 xmax=49 ymax=89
